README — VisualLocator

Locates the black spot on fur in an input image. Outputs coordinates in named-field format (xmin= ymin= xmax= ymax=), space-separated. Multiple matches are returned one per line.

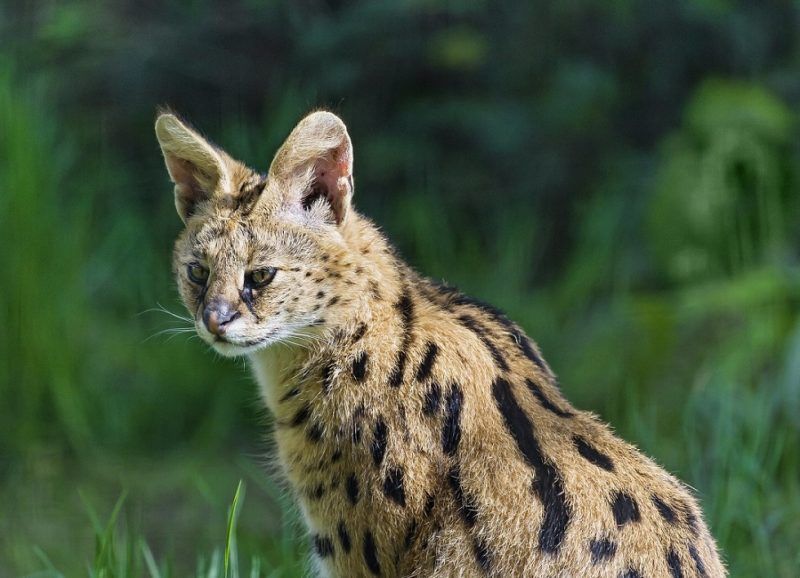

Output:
xmin=307 ymin=422 xmax=323 ymax=442
xmin=403 ymin=519 xmax=418 ymax=550
xmin=525 ymin=379 xmax=574 ymax=417
xmin=473 ymin=538 xmax=492 ymax=573
xmin=352 ymin=352 xmax=368 ymax=382
xmin=345 ymin=473 xmax=359 ymax=505
xmin=590 ymin=538 xmax=617 ymax=563
xmin=363 ymin=531 xmax=381 ymax=575
xmin=397 ymin=289 xmax=414 ymax=324
xmin=352 ymin=405 xmax=365 ymax=444
xmin=337 ymin=521 xmax=352 ymax=553
xmin=423 ymin=494 xmax=435 ymax=516
xmin=491 ymin=378 xmax=570 ymax=553
xmin=352 ymin=322 xmax=367 ymax=342
xmin=689 ymin=544 xmax=707 ymax=577
xmin=667 ymin=548 xmax=684 ymax=578
xmin=372 ymin=418 xmax=388 ymax=466
xmin=328 ymin=296 xmax=340 ymax=306
xmin=279 ymin=387 xmax=301 ymax=402
xmin=290 ymin=405 xmax=311 ymax=427
xmin=316 ymin=290 xmax=325 ymax=299
xmin=388 ymin=350 xmax=408 ymax=388
xmin=313 ymin=535 xmax=334 ymax=558
xmin=442 ymin=383 xmax=463 ymax=456
xmin=331 ymin=449 xmax=343 ymax=463
xmin=415 ymin=342 xmax=439 ymax=382
xmin=447 ymin=464 xmax=479 ymax=527
xmin=310 ymin=483 xmax=325 ymax=500
xmin=574 ymin=436 xmax=614 ymax=471
xmin=383 ymin=467 xmax=406 ymax=507
xmin=652 ymin=495 xmax=677 ymax=524
xmin=423 ymin=381 xmax=442 ymax=416
xmin=369 ymin=280 xmax=382 ymax=300
xmin=612 ymin=492 xmax=641 ymax=527
xmin=620 ymin=569 xmax=642 ymax=578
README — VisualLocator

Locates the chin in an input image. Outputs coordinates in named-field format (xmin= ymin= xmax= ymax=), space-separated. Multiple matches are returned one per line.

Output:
xmin=212 ymin=335 xmax=283 ymax=357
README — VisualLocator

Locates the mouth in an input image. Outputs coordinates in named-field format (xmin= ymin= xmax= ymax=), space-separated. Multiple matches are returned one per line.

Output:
xmin=198 ymin=325 xmax=323 ymax=357
xmin=209 ymin=337 xmax=270 ymax=357
xmin=202 ymin=330 xmax=276 ymax=357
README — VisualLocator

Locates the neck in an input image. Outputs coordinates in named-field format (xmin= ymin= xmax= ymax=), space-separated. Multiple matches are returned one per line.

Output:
xmin=250 ymin=211 xmax=407 ymax=412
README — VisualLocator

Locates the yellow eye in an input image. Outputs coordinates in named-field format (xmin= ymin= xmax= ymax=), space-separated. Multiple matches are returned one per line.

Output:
xmin=248 ymin=267 xmax=277 ymax=288
xmin=187 ymin=263 xmax=209 ymax=285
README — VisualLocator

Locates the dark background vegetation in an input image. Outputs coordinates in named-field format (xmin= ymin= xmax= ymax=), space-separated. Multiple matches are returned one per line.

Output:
xmin=1 ymin=0 xmax=799 ymax=575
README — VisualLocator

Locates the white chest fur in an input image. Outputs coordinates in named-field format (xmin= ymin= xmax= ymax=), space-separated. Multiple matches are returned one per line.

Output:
xmin=248 ymin=344 xmax=304 ymax=414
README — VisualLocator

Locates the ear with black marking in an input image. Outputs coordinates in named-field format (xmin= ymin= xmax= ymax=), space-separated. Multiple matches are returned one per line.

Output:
xmin=269 ymin=111 xmax=354 ymax=224
xmin=155 ymin=113 xmax=231 ymax=223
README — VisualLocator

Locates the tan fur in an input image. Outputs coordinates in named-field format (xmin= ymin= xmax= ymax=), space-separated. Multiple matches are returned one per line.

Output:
xmin=156 ymin=111 xmax=726 ymax=578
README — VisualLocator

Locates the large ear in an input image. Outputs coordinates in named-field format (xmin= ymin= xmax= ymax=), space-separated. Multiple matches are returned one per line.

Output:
xmin=155 ymin=113 xmax=231 ymax=223
xmin=268 ymin=111 xmax=353 ymax=224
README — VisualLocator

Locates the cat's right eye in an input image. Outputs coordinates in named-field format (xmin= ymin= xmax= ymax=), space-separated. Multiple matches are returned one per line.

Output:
xmin=187 ymin=263 xmax=209 ymax=285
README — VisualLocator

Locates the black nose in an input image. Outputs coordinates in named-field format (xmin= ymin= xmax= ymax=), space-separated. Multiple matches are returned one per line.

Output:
xmin=202 ymin=299 xmax=240 ymax=336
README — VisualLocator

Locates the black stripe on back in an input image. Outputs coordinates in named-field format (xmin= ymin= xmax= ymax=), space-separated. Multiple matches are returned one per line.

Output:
xmin=574 ymin=435 xmax=615 ymax=471
xmin=689 ymin=544 xmax=707 ymax=577
xmin=457 ymin=314 xmax=509 ymax=371
xmin=442 ymin=383 xmax=464 ymax=456
xmin=525 ymin=378 xmax=574 ymax=417
xmin=667 ymin=548 xmax=684 ymax=578
xmin=388 ymin=289 xmax=414 ymax=387
xmin=436 ymin=283 xmax=550 ymax=372
xmin=491 ymin=378 xmax=571 ymax=553
xmin=652 ymin=495 xmax=677 ymax=524
xmin=415 ymin=341 xmax=439 ymax=382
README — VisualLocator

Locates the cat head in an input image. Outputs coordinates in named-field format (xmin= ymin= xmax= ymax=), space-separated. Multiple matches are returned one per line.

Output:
xmin=155 ymin=110 xmax=361 ymax=356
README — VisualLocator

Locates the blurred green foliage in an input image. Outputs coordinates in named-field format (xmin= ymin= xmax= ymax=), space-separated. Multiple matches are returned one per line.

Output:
xmin=1 ymin=0 xmax=799 ymax=576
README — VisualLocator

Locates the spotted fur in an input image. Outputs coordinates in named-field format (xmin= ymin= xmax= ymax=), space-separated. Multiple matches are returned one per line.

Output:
xmin=157 ymin=110 xmax=726 ymax=577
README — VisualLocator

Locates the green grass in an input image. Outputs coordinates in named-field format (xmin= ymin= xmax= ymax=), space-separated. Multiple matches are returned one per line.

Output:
xmin=22 ymin=481 xmax=286 ymax=578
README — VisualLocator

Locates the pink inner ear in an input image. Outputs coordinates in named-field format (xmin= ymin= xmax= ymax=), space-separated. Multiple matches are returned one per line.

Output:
xmin=314 ymin=156 xmax=351 ymax=196
xmin=167 ymin=156 xmax=212 ymax=201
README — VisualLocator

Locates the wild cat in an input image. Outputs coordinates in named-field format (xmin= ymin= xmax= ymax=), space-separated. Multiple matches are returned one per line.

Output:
xmin=155 ymin=110 xmax=725 ymax=578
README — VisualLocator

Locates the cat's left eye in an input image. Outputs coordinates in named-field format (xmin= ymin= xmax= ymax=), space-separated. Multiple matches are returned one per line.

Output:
xmin=187 ymin=263 xmax=209 ymax=285
xmin=247 ymin=267 xmax=277 ymax=288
